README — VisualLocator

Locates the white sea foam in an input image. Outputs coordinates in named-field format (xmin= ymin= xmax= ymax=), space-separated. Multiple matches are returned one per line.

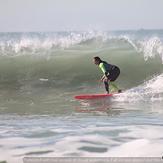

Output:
xmin=0 ymin=31 xmax=107 ymax=55
xmin=106 ymin=139 xmax=163 ymax=157
xmin=114 ymin=73 xmax=163 ymax=103
xmin=138 ymin=37 xmax=163 ymax=63
xmin=0 ymin=117 xmax=163 ymax=162
xmin=0 ymin=31 xmax=163 ymax=63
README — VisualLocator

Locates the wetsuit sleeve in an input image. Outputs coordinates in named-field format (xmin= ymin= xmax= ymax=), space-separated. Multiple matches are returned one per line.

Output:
xmin=99 ymin=63 xmax=106 ymax=74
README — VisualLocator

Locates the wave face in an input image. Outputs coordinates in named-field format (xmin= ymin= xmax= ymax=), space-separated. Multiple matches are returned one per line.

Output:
xmin=0 ymin=30 xmax=163 ymax=89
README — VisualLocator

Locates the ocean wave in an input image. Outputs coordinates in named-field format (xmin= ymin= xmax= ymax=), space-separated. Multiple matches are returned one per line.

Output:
xmin=0 ymin=31 xmax=162 ymax=89
xmin=114 ymin=74 xmax=163 ymax=102
xmin=0 ymin=31 xmax=162 ymax=63
xmin=0 ymin=31 xmax=107 ymax=56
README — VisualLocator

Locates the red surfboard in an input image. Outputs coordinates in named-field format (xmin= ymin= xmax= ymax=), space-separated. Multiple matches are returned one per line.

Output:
xmin=74 ymin=93 xmax=114 ymax=100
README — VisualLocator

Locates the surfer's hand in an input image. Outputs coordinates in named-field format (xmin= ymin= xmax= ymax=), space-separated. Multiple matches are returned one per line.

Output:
xmin=101 ymin=77 xmax=109 ymax=82
xmin=100 ymin=78 xmax=103 ymax=82
xmin=100 ymin=75 xmax=106 ymax=81
xmin=100 ymin=77 xmax=104 ymax=82
xmin=101 ymin=78 xmax=106 ymax=82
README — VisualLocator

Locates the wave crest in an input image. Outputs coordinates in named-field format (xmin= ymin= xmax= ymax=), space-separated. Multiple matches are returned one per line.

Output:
xmin=137 ymin=37 xmax=163 ymax=63
xmin=0 ymin=31 xmax=163 ymax=63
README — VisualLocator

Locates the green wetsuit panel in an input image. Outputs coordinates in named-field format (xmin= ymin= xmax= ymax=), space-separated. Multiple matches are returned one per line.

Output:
xmin=99 ymin=62 xmax=106 ymax=74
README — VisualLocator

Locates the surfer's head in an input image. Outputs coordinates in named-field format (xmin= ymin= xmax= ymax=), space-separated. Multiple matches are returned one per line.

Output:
xmin=93 ymin=56 xmax=101 ymax=65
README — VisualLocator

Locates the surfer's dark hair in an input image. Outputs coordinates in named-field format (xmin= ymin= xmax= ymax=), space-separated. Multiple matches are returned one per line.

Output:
xmin=94 ymin=56 xmax=102 ymax=61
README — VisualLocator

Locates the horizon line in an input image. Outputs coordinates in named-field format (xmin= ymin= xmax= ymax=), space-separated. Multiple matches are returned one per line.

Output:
xmin=0 ymin=28 xmax=163 ymax=33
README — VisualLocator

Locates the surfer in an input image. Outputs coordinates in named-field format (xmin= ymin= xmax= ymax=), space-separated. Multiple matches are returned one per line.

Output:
xmin=93 ymin=56 xmax=121 ymax=94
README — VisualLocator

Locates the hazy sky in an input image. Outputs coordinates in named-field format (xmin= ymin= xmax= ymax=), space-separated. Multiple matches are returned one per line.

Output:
xmin=0 ymin=0 xmax=163 ymax=32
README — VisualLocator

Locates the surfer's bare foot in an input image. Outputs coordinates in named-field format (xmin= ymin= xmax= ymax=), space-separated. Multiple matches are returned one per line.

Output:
xmin=106 ymin=91 xmax=109 ymax=94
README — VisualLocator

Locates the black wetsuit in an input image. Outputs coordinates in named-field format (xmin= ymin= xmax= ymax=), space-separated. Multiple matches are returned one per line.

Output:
xmin=99 ymin=61 xmax=120 ymax=92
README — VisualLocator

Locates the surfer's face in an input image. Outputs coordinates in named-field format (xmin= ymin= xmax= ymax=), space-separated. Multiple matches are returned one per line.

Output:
xmin=93 ymin=58 xmax=100 ymax=65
